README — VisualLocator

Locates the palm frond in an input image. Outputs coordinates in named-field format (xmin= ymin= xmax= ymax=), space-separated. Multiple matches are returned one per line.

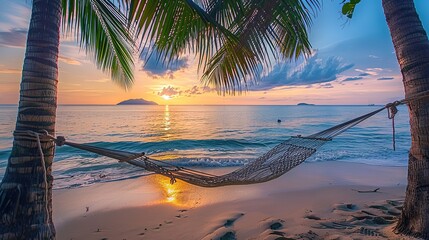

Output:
xmin=201 ymin=0 xmax=319 ymax=93
xmin=128 ymin=0 xmax=237 ymax=66
xmin=128 ymin=0 xmax=319 ymax=94
xmin=62 ymin=0 xmax=135 ymax=89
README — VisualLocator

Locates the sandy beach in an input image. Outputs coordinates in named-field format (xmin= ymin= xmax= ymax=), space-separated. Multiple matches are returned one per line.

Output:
xmin=53 ymin=161 xmax=415 ymax=240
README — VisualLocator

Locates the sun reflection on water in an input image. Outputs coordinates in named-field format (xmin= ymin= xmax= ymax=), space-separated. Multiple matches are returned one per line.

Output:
xmin=164 ymin=105 xmax=171 ymax=131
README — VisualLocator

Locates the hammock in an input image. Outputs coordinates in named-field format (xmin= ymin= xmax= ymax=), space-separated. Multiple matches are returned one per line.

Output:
xmin=15 ymin=97 xmax=417 ymax=187
xmin=45 ymin=104 xmax=402 ymax=187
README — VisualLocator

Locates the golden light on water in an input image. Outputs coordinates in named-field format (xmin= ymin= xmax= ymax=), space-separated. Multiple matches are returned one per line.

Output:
xmin=164 ymin=105 xmax=171 ymax=131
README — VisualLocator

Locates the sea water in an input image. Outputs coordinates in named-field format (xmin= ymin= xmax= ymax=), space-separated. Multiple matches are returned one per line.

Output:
xmin=0 ymin=105 xmax=411 ymax=189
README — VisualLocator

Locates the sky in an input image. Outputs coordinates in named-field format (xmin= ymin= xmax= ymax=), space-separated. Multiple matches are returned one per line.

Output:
xmin=0 ymin=0 xmax=428 ymax=105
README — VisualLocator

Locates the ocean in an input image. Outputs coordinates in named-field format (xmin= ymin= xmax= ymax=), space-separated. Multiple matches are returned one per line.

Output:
xmin=0 ymin=105 xmax=411 ymax=189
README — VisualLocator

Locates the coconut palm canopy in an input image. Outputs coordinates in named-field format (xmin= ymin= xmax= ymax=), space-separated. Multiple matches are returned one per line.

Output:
xmin=61 ymin=0 xmax=319 ymax=93
xmin=127 ymin=0 xmax=319 ymax=94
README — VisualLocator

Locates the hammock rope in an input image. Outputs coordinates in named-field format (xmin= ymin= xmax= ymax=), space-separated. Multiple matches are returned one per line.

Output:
xmin=12 ymin=92 xmax=429 ymax=187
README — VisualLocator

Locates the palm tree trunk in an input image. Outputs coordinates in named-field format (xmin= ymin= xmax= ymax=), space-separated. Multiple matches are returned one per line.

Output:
xmin=382 ymin=0 xmax=429 ymax=238
xmin=0 ymin=0 xmax=61 ymax=238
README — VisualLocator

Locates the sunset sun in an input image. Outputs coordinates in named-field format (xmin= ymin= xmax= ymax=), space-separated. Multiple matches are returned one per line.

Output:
xmin=162 ymin=95 xmax=171 ymax=100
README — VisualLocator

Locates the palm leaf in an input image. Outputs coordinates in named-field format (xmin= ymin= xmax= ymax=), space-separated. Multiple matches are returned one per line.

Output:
xmin=62 ymin=0 xmax=135 ymax=89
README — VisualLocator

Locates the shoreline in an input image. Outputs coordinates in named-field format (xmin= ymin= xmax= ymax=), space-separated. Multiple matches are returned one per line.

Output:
xmin=54 ymin=161 xmax=413 ymax=239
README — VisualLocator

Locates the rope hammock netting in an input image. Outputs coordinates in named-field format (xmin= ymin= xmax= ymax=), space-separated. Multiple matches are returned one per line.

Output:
xmin=12 ymin=91 xmax=429 ymax=187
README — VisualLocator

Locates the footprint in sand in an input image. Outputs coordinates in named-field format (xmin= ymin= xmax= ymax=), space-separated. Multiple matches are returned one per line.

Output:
xmin=201 ymin=212 xmax=245 ymax=240
xmin=359 ymin=227 xmax=381 ymax=237
xmin=311 ymin=199 xmax=405 ymax=238
xmin=295 ymin=230 xmax=321 ymax=240
xmin=258 ymin=218 xmax=289 ymax=239
xmin=332 ymin=203 xmax=358 ymax=212
xmin=260 ymin=217 xmax=286 ymax=230
xmin=304 ymin=214 xmax=322 ymax=221
xmin=202 ymin=228 xmax=237 ymax=240
xmin=218 ymin=231 xmax=236 ymax=240
xmin=269 ymin=221 xmax=283 ymax=230
xmin=223 ymin=213 xmax=245 ymax=227
xmin=153 ymin=226 xmax=160 ymax=231
xmin=175 ymin=209 xmax=189 ymax=219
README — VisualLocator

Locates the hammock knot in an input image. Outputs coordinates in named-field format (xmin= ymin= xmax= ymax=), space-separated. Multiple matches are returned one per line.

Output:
xmin=385 ymin=101 xmax=401 ymax=151
xmin=169 ymin=175 xmax=177 ymax=185
xmin=55 ymin=136 xmax=66 ymax=146
xmin=386 ymin=101 xmax=401 ymax=119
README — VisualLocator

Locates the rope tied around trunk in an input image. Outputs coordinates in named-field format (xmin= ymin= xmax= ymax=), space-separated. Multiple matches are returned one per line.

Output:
xmin=383 ymin=89 xmax=429 ymax=150
xmin=12 ymin=130 xmax=52 ymax=227
xmin=386 ymin=100 xmax=402 ymax=151
xmin=29 ymin=131 xmax=50 ymax=226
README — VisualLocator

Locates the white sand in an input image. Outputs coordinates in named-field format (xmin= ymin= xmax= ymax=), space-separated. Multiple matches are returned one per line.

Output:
xmin=53 ymin=161 xmax=415 ymax=240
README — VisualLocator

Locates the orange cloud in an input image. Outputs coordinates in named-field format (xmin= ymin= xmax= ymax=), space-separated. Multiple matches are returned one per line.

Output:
xmin=58 ymin=55 xmax=81 ymax=65
xmin=0 ymin=67 xmax=20 ymax=74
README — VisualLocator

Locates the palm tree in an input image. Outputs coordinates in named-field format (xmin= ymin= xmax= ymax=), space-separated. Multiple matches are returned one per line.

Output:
xmin=0 ymin=0 xmax=134 ymax=238
xmin=342 ymin=0 xmax=429 ymax=237
xmin=382 ymin=0 xmax=429 ymax=238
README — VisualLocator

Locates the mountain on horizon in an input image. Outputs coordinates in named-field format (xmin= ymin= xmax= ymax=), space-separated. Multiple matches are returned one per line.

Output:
xmin=117 ymin=98 xmax=158 ymax=105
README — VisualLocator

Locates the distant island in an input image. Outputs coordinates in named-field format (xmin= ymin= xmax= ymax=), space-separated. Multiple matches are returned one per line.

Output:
xmin=117 ymin=98 xmax=158 ymax=105
xmin=297 ymin=103 xmax=315 ymax=106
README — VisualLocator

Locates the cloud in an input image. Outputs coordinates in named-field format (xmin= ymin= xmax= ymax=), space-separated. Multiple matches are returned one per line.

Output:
xmin=156 ymin=85 xmax=215 ymax=98
xmin=317 ymin=37 xmax=399 ymax=75
xmin=252 ymin=53 xmax=353 ymax=91
xmin=354 ymin=68 xmax=383 ymax=76
xmin=158 ymin=86 xmax=181 ymax=98
xmin=58 ymin=55 xmax=81 ymax=65
xmin=84 ymin=78 xmax=110 ymax=83
xmin=0 ymin=66 xmax=20 ymax=74
xmin=0 ymin=28 xmax=27 ymax=47
xmin=61 ymin=89 xmax=113 ymax=93
xmin=343 ymin=76 xmax=364 ymax=82
xmin=183 ymin=85 xmax=214 ymax=96
xmin=140 ymin=48 xmax=189 ymax=77
xmin=377 ymin=77 xmax=395 ymax=81
xmin=318 ymin=83 xmax=334 ymax=89
xmin=359 ymin=72 xmax=371 ymax=76
xmin=0 ymin=2 xmax=31 ymax=31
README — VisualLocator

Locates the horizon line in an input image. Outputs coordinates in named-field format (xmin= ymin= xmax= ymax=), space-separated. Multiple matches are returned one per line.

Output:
xmin=0 ymin=103 xmax=387 ymax=106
